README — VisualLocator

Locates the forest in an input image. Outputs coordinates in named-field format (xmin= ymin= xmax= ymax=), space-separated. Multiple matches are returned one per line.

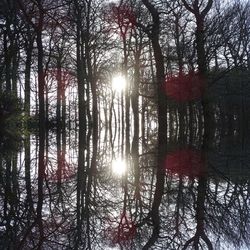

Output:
xmin=0 ymin=0 xmax=250 ymax=249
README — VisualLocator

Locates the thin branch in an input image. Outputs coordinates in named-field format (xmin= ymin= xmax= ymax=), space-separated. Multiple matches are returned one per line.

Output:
xmin=201 ymin=0 xmax=213 ymax=17
xmin=181 ymin=0 xmax=195 ymax=14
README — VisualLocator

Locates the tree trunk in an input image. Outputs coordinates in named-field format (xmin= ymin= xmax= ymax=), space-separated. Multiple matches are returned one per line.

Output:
xmin=36 ymin=24 xmax=45 ymax=133
xmin=56 ymin=60 xmax=62 ymax=129
xmin=151 ymin=37 xmax=167 ymax=164
xmin=132 ymin=50 xmax=140 ymax=144
xmin=4 ymin=30 xmax=11 ymax=93
xmin=24 ymin=33 xmax=33 ymax=116
xmin=181 ymin=0 xmax=214 ymax=147
xmin=141 ymin=1 xmax=167 ymax=248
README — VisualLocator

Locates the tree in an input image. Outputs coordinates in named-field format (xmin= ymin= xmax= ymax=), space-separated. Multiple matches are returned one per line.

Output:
xmin=181 ymin=0 xmax=213 ymax=145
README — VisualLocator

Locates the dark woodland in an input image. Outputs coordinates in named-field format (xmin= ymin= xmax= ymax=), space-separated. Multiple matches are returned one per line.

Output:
xmin=0 ymin=0 xmax=250 ymax=249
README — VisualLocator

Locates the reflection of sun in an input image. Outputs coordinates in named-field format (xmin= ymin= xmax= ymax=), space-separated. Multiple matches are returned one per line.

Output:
xmin=112 ymin=75 xmax=126 ymax=92
xmin=112 ymin=158 xmax=127 ymax=176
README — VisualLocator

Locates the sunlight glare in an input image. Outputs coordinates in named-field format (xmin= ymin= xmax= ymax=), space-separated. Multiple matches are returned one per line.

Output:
xmin=112 ymin=158 xmax=127 ymax=176
xmin=112 ymin=75 xmax=126 ymax=92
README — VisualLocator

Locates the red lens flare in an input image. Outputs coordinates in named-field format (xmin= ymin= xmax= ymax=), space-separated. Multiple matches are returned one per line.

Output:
xmin=164 ymin=148 xmax=205 ymax=178
xmin=164 ymin=72 xmax=205 ymax=102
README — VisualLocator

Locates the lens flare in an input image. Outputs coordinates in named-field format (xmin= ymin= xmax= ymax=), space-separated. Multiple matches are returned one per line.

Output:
xmin=112 ymin=75 xmax=126 ymax=92
xmin=112 ymin=158 xmax=127 ymax=175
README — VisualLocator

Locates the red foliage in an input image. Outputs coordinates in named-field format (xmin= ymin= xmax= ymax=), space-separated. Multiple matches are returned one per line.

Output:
xmin=164 ymin=148 xmax=205 ymax=177
xmin=164 ymin=72 xmax=205 ymax=102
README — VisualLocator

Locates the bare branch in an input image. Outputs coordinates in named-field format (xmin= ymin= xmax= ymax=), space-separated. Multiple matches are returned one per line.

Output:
xmin=181 ymin=0 xmax=195 ymax=14
xmin=201 ymin=0 xmax=213 ymax=17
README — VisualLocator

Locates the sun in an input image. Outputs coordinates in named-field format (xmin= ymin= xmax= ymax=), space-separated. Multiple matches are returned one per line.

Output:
xmin=112 ymin=75 xmax=126 ymax=92
xmin=111 ymin=158 xmax=127 ymax=176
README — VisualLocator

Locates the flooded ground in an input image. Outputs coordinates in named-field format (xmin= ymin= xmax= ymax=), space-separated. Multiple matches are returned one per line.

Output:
xmin=1 ymin=111 xmax=250 ymax=250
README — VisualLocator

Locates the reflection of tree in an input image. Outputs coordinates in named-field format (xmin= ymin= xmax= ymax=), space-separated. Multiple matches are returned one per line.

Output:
xmin=0 ymin=152 xmax=19 ymax=249
xmin=206 ymin=178 xmax=250 ymax=249
xmin=204 ymin=133 xmax=250 ymax=248
xmin=142 ymin=165 xmax=165 ymax=249
xmin=132 ymin=123 xmax=250 ymax=249
xmin=71 ymin=122 xmax=98 ymax=248
xmin=0 ymin=130 xmax=79 ymax=249
xmin=105 ymin=187 xmax=137 ymax=249
xmin=183 ymin=176 xmax=212 ymax=250
xmin=2 ymin=97 xmax=250 ymax=250
xmin=1 ymin=128 xmax=250 ymax=249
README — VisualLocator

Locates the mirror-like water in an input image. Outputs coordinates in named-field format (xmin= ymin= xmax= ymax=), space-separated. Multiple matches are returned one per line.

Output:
xmin=1 ymin=118 xmax=249 ymax=250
